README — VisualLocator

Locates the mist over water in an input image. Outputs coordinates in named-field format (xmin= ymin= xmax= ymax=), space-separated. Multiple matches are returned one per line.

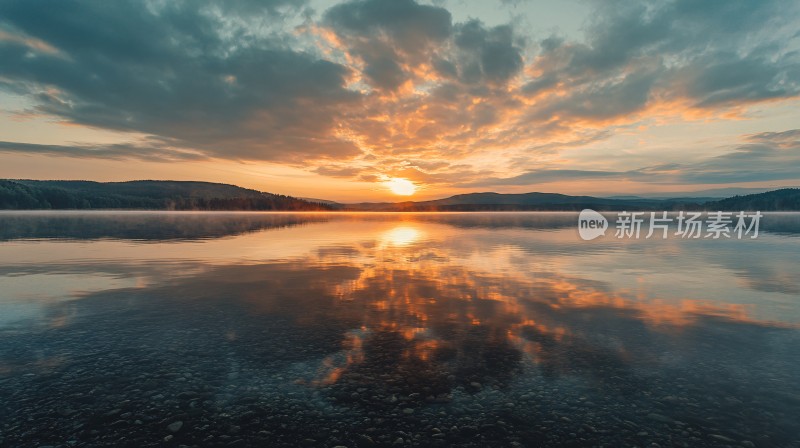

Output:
xmin=1 ymin=212 xmax=799 ymax=447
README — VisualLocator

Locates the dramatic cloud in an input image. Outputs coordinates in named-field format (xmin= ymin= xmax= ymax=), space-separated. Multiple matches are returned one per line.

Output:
xmin=324 ymin=0 xmax=452 ymax=91
xmin=0 ymin=140 xmax=207 ymax=162
xmin=524 ymin=0 xmax=800 ymax=114
xmin=469 ymin=129 xmax=800 ymax=187
xmin=677 ymin=130 xmax=800 ymax=184
xmin=1 ymin=0 xmax=799 ymax=192
xmin=0 ymin=0 xmax=360 ymax=162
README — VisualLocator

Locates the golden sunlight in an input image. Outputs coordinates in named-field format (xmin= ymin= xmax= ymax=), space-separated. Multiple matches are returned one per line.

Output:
xmin=382 ymin=226 xmax=421 ymax=246
xmin=385 ymin=177 xmax=417 ymax=196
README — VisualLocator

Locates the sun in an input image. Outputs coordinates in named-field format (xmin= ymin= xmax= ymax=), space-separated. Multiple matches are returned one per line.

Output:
xmin=385 ymin=177 xmax=417 ymax=196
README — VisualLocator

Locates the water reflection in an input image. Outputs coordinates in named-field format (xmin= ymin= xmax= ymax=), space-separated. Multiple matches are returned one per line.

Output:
xmin=382 ymin=226 xmax=422 ymax=246
xmin=0 ymin=212 xmax=799 ymax=447
xmin=0 ymin=211 xmax=330 ymax=241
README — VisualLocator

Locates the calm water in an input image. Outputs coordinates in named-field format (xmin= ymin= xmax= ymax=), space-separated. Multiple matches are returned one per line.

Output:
xmin=0 ymin=212 xmax=799 ymax=448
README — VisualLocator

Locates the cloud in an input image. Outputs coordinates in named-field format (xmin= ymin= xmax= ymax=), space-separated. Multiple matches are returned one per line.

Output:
xmin=0 ymin=140 xmax=207 ymax=162
xmin=333 ymin=0 xmax=798 ymax=186
xmin=468 ymin=129 xmax=800 ymax=187
xmin=525 ymin=0 xmax=800 ymax=114
xmin=670 ymin=49 xmax=800 ymax=108
xmin=324 ymin=0 xmax=452 ymax=49
xmin=467 ymin=169 xmax=632 ymax=187
xmin=0 ymin=0 xmax=360 ymax=162
xmin=0 ymin=0 xmax=799 ymax=189
xmin=525 ymin=69 xmax=658 ymax=122
xmin=676 ymin=130 xmax=800 ymax=183
xmin=313 ymin=165 xmax=363 ymax=177
xmin=745 ymin=129 xmax=800 ymax=145
xmin=323 ymin=0 xmax=452 ymax=91
xmin=447 ymin=20 xmax=524 ymax=84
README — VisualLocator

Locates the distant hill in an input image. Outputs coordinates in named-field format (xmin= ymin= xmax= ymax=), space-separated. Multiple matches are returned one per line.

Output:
xmin=704 ymin=188 xmax=800 ymax=211
xmin=606 ymin=187 xmax=775 ymax=199
xmin=347 ymin=189 xmax=800 ymax=211
xmin=298 ymin=197 xmax=343 ymax=206
xmin=1 ymin=180 xmax=798 ymax=211
xmin=0 ymin=180 xmax=333 ymax=210
xmin=346 ymin=192 xmax=704 ymax=211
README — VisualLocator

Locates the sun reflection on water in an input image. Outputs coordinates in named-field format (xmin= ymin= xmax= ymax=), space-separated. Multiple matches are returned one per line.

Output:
xmin=381 ymin=225 xmax=422 ymax=246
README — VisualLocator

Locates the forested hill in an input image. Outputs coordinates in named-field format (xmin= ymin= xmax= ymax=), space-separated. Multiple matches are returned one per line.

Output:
xmin=0 ymin=180 xmax=333 ymax=210
xmin=703 ymin=188 xmax=800 ymax=211
xmin=346 ymin=189 xmax=800 ymax=211
xmin=2 ymin=180 xmax=798 ymax=211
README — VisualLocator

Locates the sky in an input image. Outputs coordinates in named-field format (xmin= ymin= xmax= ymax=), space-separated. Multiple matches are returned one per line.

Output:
xmin=1 ymin=0 xmax=799 ymax=202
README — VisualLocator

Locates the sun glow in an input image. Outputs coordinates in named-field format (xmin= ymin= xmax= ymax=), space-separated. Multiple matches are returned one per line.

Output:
xmin=382 ymin=226 xmax=421 ymax=246
xmin=385 ymin=177 xmax=417 ymax=196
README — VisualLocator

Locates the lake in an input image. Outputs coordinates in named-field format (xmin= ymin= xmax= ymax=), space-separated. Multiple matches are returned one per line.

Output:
xmin=1 ymin=212 xmax=798 ymax=447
